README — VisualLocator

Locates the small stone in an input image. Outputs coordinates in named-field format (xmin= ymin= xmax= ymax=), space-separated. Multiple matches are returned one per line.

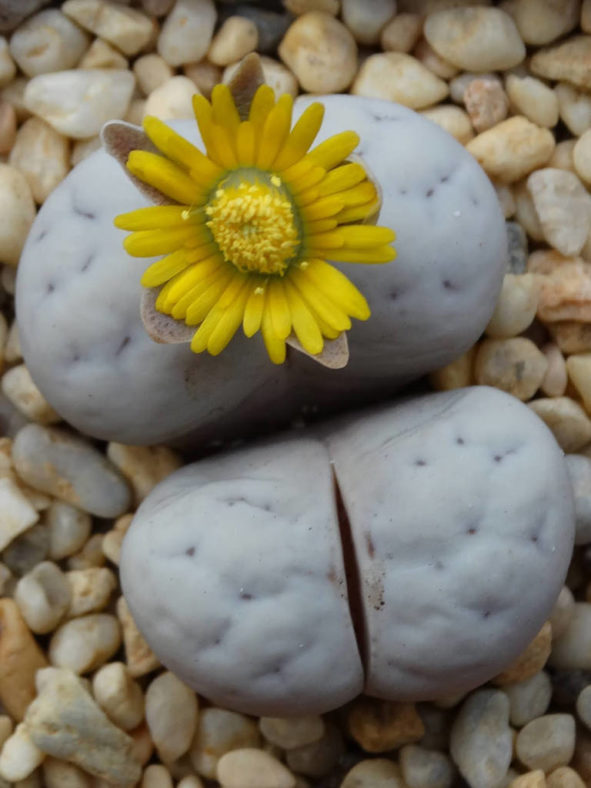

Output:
xmin=133 ymin=54 xmax=173 ymax=97
xmin=424 ymin=7 xmax=525 ymax=71
xmin=506 ymin=221 xmax=528 ymax=273
xmin=285 ymin=724 xmax=343 ymax=779
xmin=550 ymin=140 xmax=577 ymax=173
xmin=550 ymin=587 xmax=575 ymax=642
xmin=3 ymin=522 xmax=49 ymax=576
xmin=78 ymin=38 xmax=128 ymax=70
xmin=23 ymin=69 xmax=135 ymax=139
xmin=399 ymin=745 xmax=453 ymax=788
xmin=49 ymin=614 xmax=121 ymax=674
xmin=0 ymin=723 xmax=44 ymax=782
xmin=0 ymin=477 xmax=38 ymax=552
xmin=190 ymin=708 xmax=261 ymax=779
xmin=14 ymin=561 xmax=70 ymax=634
xmin=106 ymin=443 xmax=181 ymax=507
xmin=450 ymin=690 xmax=512 ymax=788
xmin=25 ymin=668 xmax=141 ymax=786
xmin=1 ymin=76 xmax=32 ymax=122
xmin=284 ymin=0 xmax=338 ymax=13
xmin=540 ymin=343 xmax=567 ymax=398
xmin=1 ymin=364 xmax=59 ymax=424
xmin=226 ymin=6 xmax=290 ymax=55
xmin=0 ymin=38 xmax=16 ymax=87
xmin=420 ymin=104 xmax=473 ymax=145
xmin=46 ymin=502 xmax=91 ymax=562
xmin=551 ymin=604 xmax=591 ymax=670
xmin=4 ymin=320 xmax=21 ymax=363
xmin=549 ymin=323 xmax=591 ymax=354
xmin=12 ymin=424 xmax=131 ymax=518
xmin=509 ymin=771 xmax=546 ymax=788
xmin=102 ymin=513 xmax=132 ymax=566
xmin=568 ymin=455 xmax=591 ymax=545
xmin=502 ymin=0 xmax=579 ymax=45
xmin=413 ymin=38 xmax=459 ymax=80
xmin=341 ymin=759 xmax=407 ymax=788
xmin=506 ymin=74 xmax=558 ymax=129
xmin=208 ymin=16 xmax=257 ymax=67
xmin=464 ymin=78 xmax=509 ymax=133
xmin=129 ymin=722 xmax=153 ymax=768
xmin=567 ymin=355 xmax=591 ymax=419
xmin=183 ymin=60 xmax=221 ymax=98
xmin=9 ymin=9 xmax=89 ymax=77
xmin=429 ymin=347 xmax=475 ymax=391
xmin=533 ymin=254 xmax=591 ymax=323
xmin=493 ymin=622 xmax=553 ymax=686
xmin=142 ymin=764 xmax=174 ymax=788
xmin=0 ymin=101 xmax=16 ymax=154
xmin=341 ymin=0 xmax=396 ymax=45
xmin=144 ymin=76 xmax=197 ymax=121
xmin=529 ymin=398 xmax=591 ymax=452
xmin=352 ymin=52 xmax=448 ymax=109
xmin=66 ymin=567 xmax=117 ymax=617
xmin=278 ymin=12 xmax=357 ymax=93
xmin=8 ymin=118 xmax=69 ymax=205
xmin=347 ymin=699 xmax=425 ymax=753
xmin=574 ymin=129 xmax=591 ymax=186
xmin=43 ymin=758 xmax=92 ymax=788
xmin=124 ymin=97 xmax=146 ymax=126
xmin=92 ymin=662 xmax=144 ymax=732
xmin=62 ymin=0 xmax=154 ymax=56
xmin=516 ymin=714 xmax=576 ymax=773
xmin=547 ymin=767 xmax=586 ymax=788
xmin=474 ymin=337 xmax=547 ymax=400
xmin=259 ymin=716 xmax=325 ymax=750
xmin=0 ymin=598 xmax=48 ymax=721
xmin=116 ymin=596 xmax=160 ymax=678
xmin=556 ymin=83 xmax=591 ymax=137
xmin=503 ymin=671 xmax=553 ymax=728
xmin=177 ymin=779 xmax=205 ymax=788
xmin=381 ymin=12 xmax=422 ymax=52
xmin=527 ymin=169 xmax=591 ymax=257
xmin=217 ymin=748 xmax=296 ymax=788
xmin=514 ymin=179 xmax=545 ymax=242
xmin=531 ymin=36 xmax=591 ymax=91
xmin=0 ymin=163 xmax=36 ymax=266
xmin=145 ymin=671 xmax=198 ymax=763
xmin=485 ymin=273 xmax=537 ymax=338
xmin=157 ymin=0 xmax=216 ymax=67
xmin=466 ymin=117 xmax=555 ymax=184
xmin=577 ymin=685 xmax=591 ymax=731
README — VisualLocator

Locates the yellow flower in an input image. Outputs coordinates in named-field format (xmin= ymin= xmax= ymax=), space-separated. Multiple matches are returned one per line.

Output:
xmin=114 ymin=84 xmax=396 ymax=364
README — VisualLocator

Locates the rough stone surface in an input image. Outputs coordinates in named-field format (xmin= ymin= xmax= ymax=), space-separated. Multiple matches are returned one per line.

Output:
xmin=352 ymin=52 xmax=449 ymax=109
xmin=9 ymin=9 xmax=89 ymax=77
xmin=531 ymin=36 xmax=591 ymax=91
xmin=527 ymin=169 xmax=591 ymax=257
xmin=0 ymin=163 xmax=36 ymax=266
xmin=516 ymin=714 xmax=576 ymax=773
xmin=157 ymin=0 xmax=216 ymax=67
xmin=62 ymin=0 xmax=154 ymax=56
xmin=503 ymin=671 xmax=553 ymax=727
xmin=190 ymin=708 xmax=261 ymax=779
xmin=501 ymin=0 xmax=579 ymax=45
xmin=347 ymin=700 xmax=424 ymax=753
xmin=529 ymin=398 xmax=591 ymax=453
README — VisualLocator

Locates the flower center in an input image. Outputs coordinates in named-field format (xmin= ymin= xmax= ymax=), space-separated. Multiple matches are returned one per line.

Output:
xmin=204 ymin=170 xmax=301 ymax=276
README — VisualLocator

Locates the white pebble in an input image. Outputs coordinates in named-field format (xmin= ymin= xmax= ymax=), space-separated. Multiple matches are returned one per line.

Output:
xmin=420 ymin=105 xmax=473 ymax=145
xmin=9 ymin=10 xmax=89 ymax=78
xmin=485 ymin=273 xmax=538 ymax=339
xmin=133 ymin=54 xmax=173 ymax=97
xmin=92 ymin=662 xmax=144 ymax=732
xmin=529 ymin=398 xmax=591 ymax=453
xmin=549 ymin=587 xmax=575 ymax=641
xmin=400 ymin=745 xmax=454 ymax=788
xmin=78 ymin=38 xmax=128 ymax=70
xmin=574 ymin=129 xmax=591 ymax=185
xmin=8 ymin=117 xmax=69 ymax=205
xmin=66 ymin=567 xmax=117 ymax=617
xmin=106 ymin=443 xmax=181 ymax=506
xmin=527 ymin=168 xmax=591 ymax=257
xmin=352 ymin=52 xmax=448 ymax=110
xmin=474 ymin=337 xmax=547 ymax=401
xmin=0 ymin=164 xmax=36 ymax=267
xmin=142 ymin=764 xmax=173 ymax=788
xmin=381 ymin=13 xmax=422 ymax=53
xmin=515 ymin=714 xmax=575 ymax=772
xmin=15 ymin=561 xmax=70 ymax=635
xmin=49 ymin=614 xmax=121 ymax=674
xmin=145 ymin=671 xmax=198 ymax=763
xmin=502 ymin=671 xmax=553 ymax=728
xmin=556 ymin=82 xmax=591 ymax=136
xmin=341 ymin=0 xmax=396 ymax=45
xmin=1 ymin=365 xmax=59 ymax=425
xmin=62 ymin=0 xmax=154 ymax=56
xmin=144 ymin=76 xmax=197 ymax=120
xmin=550 ymin=603 xmax=591 ymax=670
xmin=0 ymin=38 xmax=16 ymax=88
xmin=46 ymin=502 xmax=91 ymax=562
xmin=208 ymin=16 xmax=258 ymax=67
xmin=157 ymin=0 xmax=217 ymax=67
xmin=564 ymin=453 xmax=591 ymax=545
xmin=0 ymin=723 xmax=44 ymax=781
xmin=502 ymin=0 xmax=579 ymax=45
xmin=190 ymin=708 xmax=261 ymax=779
xmin=549 ymin=140 xmax=576 ymax=173
xmin=43 ymin=757 xmax=92 ymax=788
xmin=414 ymin=38 xmax=459 ymax=80
xmin=506 ymin=74 xmax=558 ymax=129
xmin=259 ymin=716 xmax=325 ymax=750
xmin=540 ymin=343 xmax=567 ymax=398
xmin=217 ymin=748 xmax=296 ymax=788
xmin=0 ymin=477 xmax=38 ymax=552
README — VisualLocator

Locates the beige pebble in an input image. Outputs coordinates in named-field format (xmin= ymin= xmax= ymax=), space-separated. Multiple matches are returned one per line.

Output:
xmin=429 ymin=347 xmax=475 ymax=391
xmin=1 ymin=77 xmax=32 ymax=123
xmin=217 ymin=748 xmax=296 ymax=788
xmin=92 ymin=662 xmax=144 ymax=732
xmin=381 ymin=13 xmax=422 ymax=53
xmin=259 ymin=716 xmax=325 ymax=750
xmin=551 ymin=603 xmax=591 ymax=670
xmin=0 ymin=718 xmax=13 ymax=752
xmin=0 ymin=38 xmax=16 ymax=88
xmin=399 ymin=744 xmax=454 ymax=788
xmin=0 ymin=476 xmax=40 ymax=552
xmin=102 ymin=513 xmax=132 ymax=566
xmin=0 ymin=101 xmax=16 ymax=154
xmin=516 ymin=715 xmax=576 ymax=773
xmin=285 ymin=724 xmax=343 ymax=779
xmin=157 ymin=0 xmax=217 ymax=67
xmin=145 ymin=671 xmax=198 ymax=763
xmin=348 ymin=699 xmax=424 ymax=753
xmin=142 ymin=764 xmax=173 ymax=788
xmin=1 ymin=365 xmax=59 ymax=424
xmin=46 ymin=501 xmax=91 ymax=562
xmin=144 ymin=76 xmax=197 ymax=120
xmin=125 ymin=97 xmax=146 ymax=126
xmin=15 ymin=561 xmax=70 ymax=635
xmin=555 ymin=83 xmax=591 ymax=137
xmin=567 ymin=354 xmax=591 ymax=415
xmin=534 ymin=255 xmax=591 ymax=323
xmin=530 ymin=36 xmax=591 ymax=91
xmin=183 ymin=60 xmax=221 ymax=98
xmin=341 ymin=759 xmax=406 ymax=787
xmin=549 ymin=587 xmax=575 ymax=642
xmin=106 ymin=443 xmax=181 ymax=507
xmin=129 ymin=722 xmax=153 ymax=767
xmin=528 ymin=398 xmax=591 ymax=453
xmin=547 ymin=767 xmax=585 ymax=788
xmin=278 ymin=12 xmax=357 ymax=93
xmin=208 ymin=16 xmax=258 ymax=67
xmin=548 ymin=140 xmax=576 ymax=174
xmin=223 ymin=56 xmax=298 ymax=100
xmin=352 ymin=52 xmax=448 ymax=109
xmin=5 ymin=321 xmax=21 ymax=363
xmin=502 ymin=0 xmax=579 ymax=45
xmin=177 ymin=777 xmax=205 ymax=788
xmin=506 ymin=74 xmax=558 ymax=129
xmin=503 ymin=671 xmax=553 ymax=728
xmin=413 ymin=37 xmax=459 ymax=79
xmin=0 ymin=163 xmax=36 ymax=267
xmin=62 ymin=0 xmax=154 ymax=56
xmin=9 ymin=9 xmax=90 ymax=77
xmin=485 ymin=273 xmax=538 ymax=339
xmin=49 ymin=613 xmax=121 ymax=674
xmin=8 ymin=117 xmax=69 ymax=204
xmin=341 ymin=0 xmax=395 ymax=45
xmin=424 ymin=7 xmax=525 ymax=71
xmin=466 ymin=116 xmax=555 ymax=184
xmin=585 ymin=0 xmax=591 ymax=32
xmin=66 ymin=567 xmax=117 ymax=617
xmin=25 ymin=668 xmax=141 ymax=786
xmin=574 ymin=129 xmax=591 ymax=186
xmin=514 ymin=179 xmax=545 ymax=242
xmin=190 ymin=708 xmax=261 ymax=779
xmin=78 ymin=38 xmax=128 ymax=70
xmin=0 ymin=599 xmax=48 ymax=721
xmin=421 ymin=104 xmax=473 ymax=144
xmin=509 ymin=771 xmax=546 ymax=788
xmin=493 ymin=621 xmax=552 ymax=686
xmin=540 ymin=343 xmax=567 ymax=398
xmin=463 ymin=78 xmax=508 ymax=133
xmin=284 ymin=0 xmax=339 ymax=13
xmin=70 ymin=137 xmax=101 ymax=168
xmin=133 ymin=54 xmax=173 ymax=97
xmin=474 ymin=337 xmax=547 ymax=400
xmin=527 ymin=168 xmax=591 ymax=257
xmin=0 ymin=723 xmax=44 ymax=782
xmin=43 ymin=757 xmax=92 ymax=788
xmin=116 ymin=596 xmax=160 ymax=678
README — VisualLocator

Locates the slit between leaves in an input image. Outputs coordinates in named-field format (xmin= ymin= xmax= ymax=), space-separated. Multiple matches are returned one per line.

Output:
xmin=332 ymin=470 xmax=368 ymax=673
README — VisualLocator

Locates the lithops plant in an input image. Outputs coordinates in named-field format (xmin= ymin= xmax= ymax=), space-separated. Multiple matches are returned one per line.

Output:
xmin=15 ymin=56 xmax=506 ymax=447
xmin=120 ymin=387 xmax=575 ymax=715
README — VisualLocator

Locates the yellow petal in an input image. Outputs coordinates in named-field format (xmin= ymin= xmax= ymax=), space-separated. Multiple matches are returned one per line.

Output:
xmin=115 ymin=206 xmax=188 ymax=231
xmin=303 ymin=218 xmax=338 ymax=235
xmin=236 ymin=121 xmax=256 ymax=166
xmin=123 ymin=226 xmax=200 ymax=257
xmin=284 ymin=279 xmax=324 ymax=355
xmin=301 ymin=259 xmax=370 ymax=320
xmin=207 ymin=282 xmax=250 ymax=355
xmin=257 ymin=94 xmax=293 ymax=170
xmin=192 ymin=94 xmax=224 ymax=166
xmin=307 ymin=131 xmax=359 ymax=171
xmin=290 ymin=267 xmax=351 ymax=332
xmin=327 ymin=245 xmax=396 ymax=263
xmin=337 ymin=225 xmax=396 ymax=248
xmin=300 ymin=196 xmax=345 ymax=221
xmin=317 ymin=163 xmax=366 ymax=196
xmin=127 ymin=151 xmax=205 ymax=205
xmin=273 ymin=102 xmax=325 ymax=172
xmin=190 ymin=274 xmax=247 ymax=352
xmin=183 ymin=271 xmax=234 ymax=324
xmin=160 ymin=254 xmax=226 ymax=308
xmin=211 ymin=83 xmax=240 ymax=134
xmin=261 ymin=307 xmax=286 ymax=364
xmin=268 ymin=278 xmax=292 ymax=340
xmin=142 ymin=115 xmax=221 ymax=184
xmin=243 ymin=283 xmax=267 ymax=337
xmin=212 ymin=122 xmax=238 ymax=170
xmin=338 ymin=181 xmax=378 ymax=207
xmin=285 ymin=165 xmax=326 ymax=195
xmin=249 ymin=84 xmax=275 ymax=132
xmin=335 ymin=199 xmax=379 ymax=223
xmin=304 ymin=231 xmax=344 ymax=250
xmin=141 ymin=250 xmax=193 ymax=287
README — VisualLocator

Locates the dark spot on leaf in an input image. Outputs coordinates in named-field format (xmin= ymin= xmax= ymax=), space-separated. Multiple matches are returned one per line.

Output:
xmin=426 ymin=188 xmax=434 ymax=198
xmin=456 ymin=437 xmax=465 ymax=445
xmin=116 ymin=336 xmax=130 ymax=356
xmin=365 ymin=532 xmax=375 ymax=559
xmin=415 ymin=459 xmax=427 ymax=467
xmin=185 ymin=546 xmax=195 ymax=557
